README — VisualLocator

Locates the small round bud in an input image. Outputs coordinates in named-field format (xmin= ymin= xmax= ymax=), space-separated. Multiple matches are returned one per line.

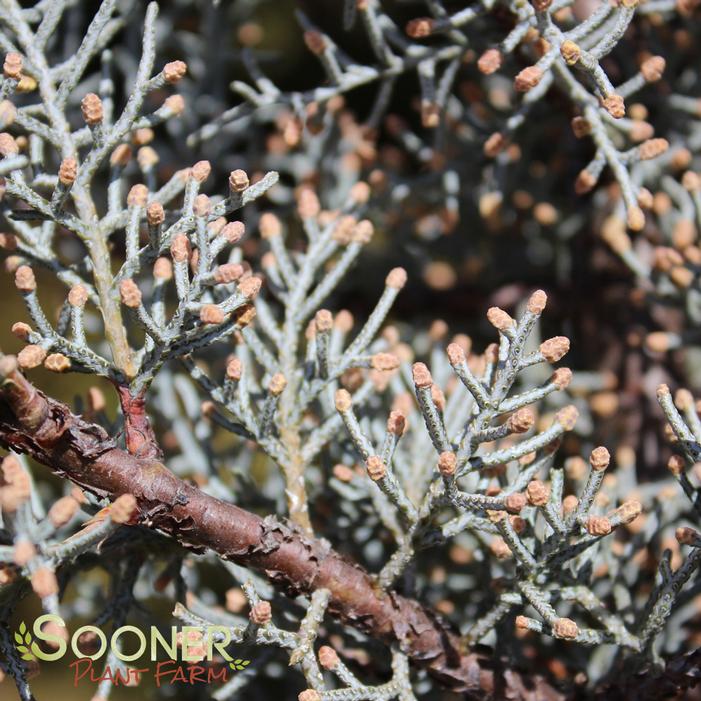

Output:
xmin=3 ymin=52 xmax=22 ymax=80
xmin=0 ymin=233 xmax=16 ymax=250
xmin=58 ymin=157 xmax=77 ymax=185
xmin=163 ymin=60 xmax=187 ymax=83
xmin=351 ymin=219 xmax=374 ymax=244
xmin=229 ymin=169 xmax=249 ymax=192
xmin=412 ymin=362 xmax=433 ymax=388
xmin=259 ymin=213 xmax=281 ymax=239
xmin=484 ymin=132 xmax=506 ymax=157
xmin=386 ymin=410 xmax=406 ymax=436
xmin=478 ymin=49 xmax=502 ymax=75
xmin=111 ymin=494 xmax=137 ymax=524
xmin=438 ymin=451 xmax=457 ymax=476
xmin=303 ymin=30 xmax=326 ymax=53
xmin=603 ymin=94 xmax=625 ymax=119
xmin=213 ymin=263 xmax=243 ymax=284
xmin=612 ymin=500 xmax=642 ymax=525
xmin=641 ymin=56 xmax=665 ymax=83
xmin=446 ymin=342 xmax=466 ymax=366
xmin=137 ymin=146 xmax=158 ymax=171
xmin=239 ymin=276 xmax=261 ymax=300
xmin=269 ymin=373 xmax=287 ymax=395
xmin=335 ymin=388 xmax=352 ymax=412
xmin=589 ymin=446 xmax=610 ymax=471
xmin=366 ymin=455 xmax=386 ymax=481
xmin=189 ymin=160 xmax=211 ymax=183
xmin=508 ymin=408 xmax=535 ymax=434
xmin=626 ymin=206 xmax=645 ymax=231
xmin=297 ymin=188 xmax=320 ymax=219
xmin=586 ymin=516 xmax=612 ymax=536
xmin=682 ymin=171 xmax=701 ymax=192
xmin=14 ymin=265 xmax=36 ymax=292
xmin=13 ymin=539 xmax=36 ymax=566
xmin=81 ymin=93 xmax=104 ymax=125
xmin=44 ymin=353 xmax=70 ymax=372
xmin=670 ymin=265 xmax=694 ymax=288
xmin=154 ymin=257 xmax=173 ymax=280
xmin=637 ymin=187 xmax=654 ymax=209
xmin=11 ymin=322 xmax=32 ymax=340
xmin=527 ymin=290 xmax=547 ymax=314
xmin=514 ymin=66 xmax=543 ymax=92
xmin=667 ymin=454 xmax=686 ymax=476
xmin=225 ymin=588 xmax=247 ymax=613
xmin=515 ymin=615 xmax=531 ymax=630
xmin=127 ymin=184 xmax=148 ymax=207
xmin=164 ymin=95 xmax=185 ymax=114
xmin=504 ymin=493 xmax=526 ymax=514
xmin=226 ymin=357 xmax=243 ymax=381
xmin=0 ymin=98 xmax=16 ymax=124
xmin=576 ymin=172 xmax=597 ymax=197
xmin=487 ymin=306 xmax=515 ymax=331
xmin=222 ymin=221 xmax=245 ymax=244
xmin=110 ymin=143 xmax=132 ymax=167
xmin=17 ymin=345 xmax=46 ymax=369
xmin=630 ymin=121 xmax=654 ymax=142
xmin=200 ymin=305 xmax=225 ymax=325
xmin=327 ymin=180 xmax=357 ymax=206
xmin=133 ymin=127 xmax=154 ymax=146
xmin=676 ymin=526 xmax=700 ymax=545
xmin=119 ymin=279 xmax=142 ymax=308
xmin=552 ymin=618 xmax=578 ymax=640
xmin=552 ymin=367 xmax=572 ymax=389
xmin=332 ymin=464 xmax=355 ymax=482
xmin=526 ymin=480 xmax=550 ymax=506
xmin=298 ymin=691 xmax=321 ymax=701
xmin=571 ymin=116 xmax=591 ymax=139
xmin=639 ymin=138 xmax=669 ymax=161
xmin=318 ymin=646 xmax=339 ymax=670
xmin=405 ymin=18 xmax=433 ymax=38
xmin=540 ymin=336 xmax=570 ymax=362
xmin=250 ymin=601 xmax=272 ymax=625
xmin=385 ymin=267 xmax=407 ymax=289
xmin=170 ymin=234 xmax=190 ymax=263
xmin=147 ymin=202 xmax=165 ymax=227
xmin=555 ymin=405 xmax=579 ymax=430
xmin=87 ymin=387 xmax=106 ymax=413
xmin=193 ymin=194 xmax=211 ymax=217
xmin=315 ymin=309 xmax=333 ymax=332
xmin=48 ymin=496 xmax=79 ymax=528
xmin=68 ymin=285 xmax=88 ymax=307
xmin=0 ymin=133 xmax=17 ymax=159
xmin=646 ymin=333 xmax=673 ymax=354
xmin=675 ymin=388 xmax=694 ymax=411
xmin=560 ymin=40 xmax=581 ymax=65
xmin=371 ymin=353 xmax=399 ymax=371
xmin=31 ymin=567 xmax=59 ymax=598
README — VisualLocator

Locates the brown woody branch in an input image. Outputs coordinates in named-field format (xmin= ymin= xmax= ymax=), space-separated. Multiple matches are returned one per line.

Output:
xmin=0 ymin=354 xmax=564 ymax=700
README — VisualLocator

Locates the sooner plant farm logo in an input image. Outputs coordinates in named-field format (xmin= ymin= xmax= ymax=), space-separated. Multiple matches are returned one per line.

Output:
xmin=15 ymin=615 xmax=251 ymax=688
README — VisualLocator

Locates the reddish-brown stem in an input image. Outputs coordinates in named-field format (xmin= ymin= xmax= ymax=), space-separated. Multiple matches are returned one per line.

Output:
xmin=0 ymin=355 xmax=563 ymax=699
xmin=114 ymin=384 xmax=162 ymax=459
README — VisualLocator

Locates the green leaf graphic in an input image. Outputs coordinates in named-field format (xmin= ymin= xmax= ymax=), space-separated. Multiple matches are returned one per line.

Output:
xmin=16 ymin=644 xmax=35 ymax=662
xmin=15 ymin=623 xmax=36 ymax=661
xmin=229 ymin=659 xmax=251 ymax=671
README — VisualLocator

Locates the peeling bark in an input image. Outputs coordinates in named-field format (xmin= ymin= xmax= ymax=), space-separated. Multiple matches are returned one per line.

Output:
xmin=0 ymin=355 xmax=564 ymax=699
